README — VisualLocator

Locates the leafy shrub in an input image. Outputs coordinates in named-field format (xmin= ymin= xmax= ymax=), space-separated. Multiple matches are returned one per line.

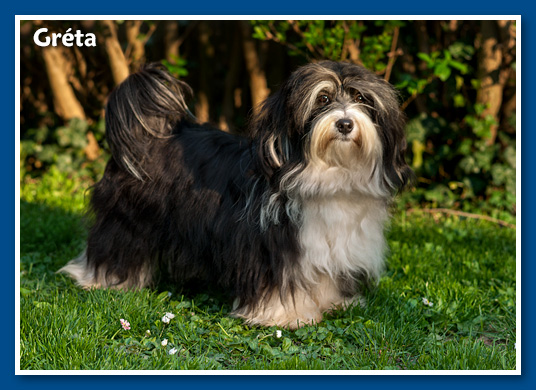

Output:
xmin=20 ymin=118 xmax=108 ymax=184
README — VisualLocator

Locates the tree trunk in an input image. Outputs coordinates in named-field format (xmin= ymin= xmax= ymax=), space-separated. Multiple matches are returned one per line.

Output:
xmin=101 ymin=20 xmax=129 ymax=85
xmin=41 ymin=46 xmax=86 ymax=120
xmin=414 ymin=21 xmax=430 ymax=59
xmin=195 ymin=22 xmax=213 ymax=123
xmin=240 ymin=21 xmax=269 ymax=113
xmin=125 ymin=20 xmax=145 ymax=67
xmin=42 ymin=46 xmax=101 ymax=159
xmin=411 ymin=21 xmax=432 ymax=113
xmin=164 ymin=21 xmax=180 ymax=61
xmin=85 ymin=131 xmax=101 ymax=161
xmin=476 ymin=20 xmax=513 ymax=146
xmin=219 ymin=25 xmax=242 ymax=132
xmin=341 ymin=21 xmax=360 ymax=64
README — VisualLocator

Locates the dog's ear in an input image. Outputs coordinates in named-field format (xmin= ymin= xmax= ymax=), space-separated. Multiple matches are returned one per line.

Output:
xmin=250 ymin=91 xmax=295 ymax=179
xmin=374 ymin=85 xmax=414 ymax=191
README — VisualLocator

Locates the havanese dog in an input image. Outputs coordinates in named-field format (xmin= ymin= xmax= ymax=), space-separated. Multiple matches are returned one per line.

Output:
xmin=60 ymin=61 xmax=412 ymax=329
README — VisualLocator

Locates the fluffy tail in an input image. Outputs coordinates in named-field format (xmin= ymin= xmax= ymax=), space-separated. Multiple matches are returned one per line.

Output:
xmin=105 ymin=62 xmax=194 ymax=180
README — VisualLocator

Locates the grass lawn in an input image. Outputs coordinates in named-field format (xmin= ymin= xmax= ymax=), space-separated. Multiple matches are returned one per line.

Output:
xmin=19 ymin=169 xmax=517 ymax=371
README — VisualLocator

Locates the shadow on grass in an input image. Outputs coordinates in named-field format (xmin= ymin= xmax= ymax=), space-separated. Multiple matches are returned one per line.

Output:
xmin=20 ymin=199 xmax=235 ymax=313
xmin=20 ymin=200 xmax=87 ymax=272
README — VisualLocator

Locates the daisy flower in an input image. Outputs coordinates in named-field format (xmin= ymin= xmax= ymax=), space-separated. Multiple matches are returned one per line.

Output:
xmin=162 ymin=312 xmax=175 ymax=324
xmin=120 ymin=318 xmax=131 ymax=330
xmin=422 ymin=298 xmax=434 ymax=307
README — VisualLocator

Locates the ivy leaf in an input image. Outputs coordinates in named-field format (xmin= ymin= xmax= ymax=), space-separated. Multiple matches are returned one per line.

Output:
xmin=449 ymin=60 xmax=468 ymax=74
xmin=434 ymin=62 xmax=452 ymax=81
xmin=417 ymin=52 xmax=432 ymax=66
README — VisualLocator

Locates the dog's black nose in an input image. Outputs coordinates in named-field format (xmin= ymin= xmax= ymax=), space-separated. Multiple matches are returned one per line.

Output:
xmin=336 ymin=119 xmax=354 ymax=134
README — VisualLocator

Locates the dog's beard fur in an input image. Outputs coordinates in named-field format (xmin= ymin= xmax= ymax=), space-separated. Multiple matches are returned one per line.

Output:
xmin=59 ymin=61 xmax=412 ymax=329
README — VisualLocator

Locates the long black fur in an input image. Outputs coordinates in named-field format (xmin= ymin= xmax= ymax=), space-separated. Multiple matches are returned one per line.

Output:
xmin=88 ymin=63 xmax=301 ymax=310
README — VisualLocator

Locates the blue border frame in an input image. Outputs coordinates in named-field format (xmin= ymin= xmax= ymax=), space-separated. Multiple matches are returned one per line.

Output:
xmin=8 ymin=2 xmax=532 ymax=388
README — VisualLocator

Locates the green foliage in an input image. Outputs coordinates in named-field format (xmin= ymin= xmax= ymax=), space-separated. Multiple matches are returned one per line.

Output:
xmin=398 ymin=44 xmax=473 ymax=97
xmin=401 ymin=43 xmax=516 ymax=220
xmin=21 ymin=118 xmax=108 ymax=183
xmin=360 ymin=21 xmax=405 ymax=73
xmin=162 ymin=55 xmax=189 ymax=78
xmin=252 ymin=21 xmax=403 ymax=73
xmin=19 ymin=176 xmax=516 ymax=370
xmin=402 ymin=89 xmax=515 ymax=221
xmin=400 ymin=40 xmax=515 ymax=219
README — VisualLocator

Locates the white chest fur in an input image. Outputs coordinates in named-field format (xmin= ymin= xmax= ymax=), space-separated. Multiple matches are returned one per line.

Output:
xmin=298 ymin=194 xmax=388 ymax=284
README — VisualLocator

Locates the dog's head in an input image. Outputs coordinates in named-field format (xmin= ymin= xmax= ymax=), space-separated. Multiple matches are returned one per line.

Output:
xmin=252 ymin=61 xmax=412 ymax=194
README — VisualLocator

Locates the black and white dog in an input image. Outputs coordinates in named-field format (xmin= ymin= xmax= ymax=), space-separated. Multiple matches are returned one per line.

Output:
xmin=60 ymin=61 xmax=412 ymax=328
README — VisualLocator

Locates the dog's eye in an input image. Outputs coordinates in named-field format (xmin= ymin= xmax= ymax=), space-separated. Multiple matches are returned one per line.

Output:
xmin=354 ymin=92 xmax=365 ymax=103
xmin=317 ymin=95 xmax=330 ymax=105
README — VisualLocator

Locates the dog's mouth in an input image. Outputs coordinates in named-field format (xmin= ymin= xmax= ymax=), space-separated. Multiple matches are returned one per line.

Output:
xmin=333 ymin=131 xmax=363 ymax=148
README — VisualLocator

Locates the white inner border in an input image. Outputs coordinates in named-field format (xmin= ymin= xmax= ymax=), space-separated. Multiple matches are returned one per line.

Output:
xmin=15 ymin=15 xmax=521 ymax=375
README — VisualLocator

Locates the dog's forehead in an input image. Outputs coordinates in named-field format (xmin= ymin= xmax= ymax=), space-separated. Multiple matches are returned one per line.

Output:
xmin=303 ymin=62 xmax=374 ymax=92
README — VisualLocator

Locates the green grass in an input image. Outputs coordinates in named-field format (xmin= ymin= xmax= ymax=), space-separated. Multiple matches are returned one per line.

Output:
xmin=19 ymin=169 xmax=517 ymax=370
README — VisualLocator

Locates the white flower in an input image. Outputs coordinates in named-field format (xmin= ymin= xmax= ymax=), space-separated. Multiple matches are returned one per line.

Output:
xmin=120 ymin=318 xmax=131 ymax=330
xmin=162 ymin=312 xmax=175 ymax=323
xmin=167 ymin=292 xmax=172 ymax=297
xmin=275 ymin=330 xmax=282 ymax=338
xmin=145 ymin=330 xmax=151 ymax=337
xmin=161 ymin=338 xmax=168 ymax=346
xmin=422 ymin=298 xmax=434 ymax=307
xmin=168 ymin=347 xmax=178 ymax=355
